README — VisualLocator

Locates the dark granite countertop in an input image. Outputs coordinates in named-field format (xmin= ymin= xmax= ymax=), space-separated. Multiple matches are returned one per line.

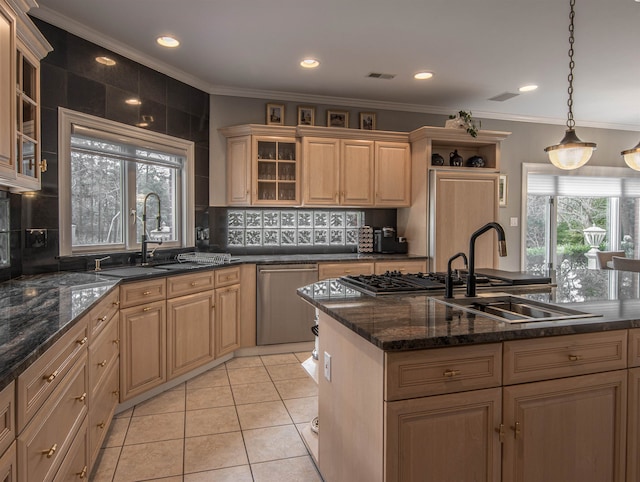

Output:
xmin=0 ymin=252 xmax=425 ymax=391
xmin=298 ymin=269 xmax=640 ymax=351
xmin=0 ymin=272 xmax=119 ymax=391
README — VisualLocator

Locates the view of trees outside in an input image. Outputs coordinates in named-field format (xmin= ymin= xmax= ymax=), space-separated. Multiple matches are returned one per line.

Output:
xmin=70 ymin=138 xmax=179 ymax=248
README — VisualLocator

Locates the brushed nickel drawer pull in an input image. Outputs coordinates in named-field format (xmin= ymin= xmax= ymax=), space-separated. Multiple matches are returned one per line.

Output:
xmin=98 ymin=360 xmax=107 ymax=367
xmin=443 ymin=369 xmax=461 ymax=377
xmin=112 ymin=390 xmax=119 ymax=397
xmin=75 ymin=392 xmax=87 ymax=402
xmin=512 ymin=421 xmax=522 ymax=439
xmin=112 ymin=301 xmax=120 ymax=306
xmin=43 ymin=370 xmax=59 ymax=383
xmin=113 ymin=339 xmax=120 ymax=345
xmin=97 ymin=422 xmax=106 ymax=429
xmin=143 ymin=307 xmax=152 ymax=312
xmin=42 ymin=443 xmax=57 ymax=458
xmin=77 ymin=337 xmax=88 ymax=346
xmin=77 ymin=466 xmax=88 ymax=479
xmin=143 ymin=291 xmax=151 ymax=295
xmin=496 ymin=423 xmax=505 ymax=443
xmin=569 ymin=354 xmax=583 ymax=361
xmin=98 ymin=315 xmax=107 ymax=322
xmin=191 ymin=282 xmax=197 ymax=286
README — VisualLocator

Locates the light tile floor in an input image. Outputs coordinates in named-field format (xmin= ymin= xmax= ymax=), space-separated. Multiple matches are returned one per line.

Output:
xmin=91 ymin=352 xmax=323 ymax=482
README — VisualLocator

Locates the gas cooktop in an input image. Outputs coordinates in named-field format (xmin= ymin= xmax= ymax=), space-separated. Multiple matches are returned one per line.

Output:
xmin=339 ymin=271 xmax=463 ymax=296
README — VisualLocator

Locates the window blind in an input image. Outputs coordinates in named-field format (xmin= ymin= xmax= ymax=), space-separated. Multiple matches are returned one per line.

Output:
xmin=528 ymin=173 xmax=640 ymax=198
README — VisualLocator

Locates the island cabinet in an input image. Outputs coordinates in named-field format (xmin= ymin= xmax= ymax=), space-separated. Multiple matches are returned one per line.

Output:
xmin=0 ymin=441 xmax=15 ymax=482
xmin=317 ymin=310 xmax=630 ymax=482
xmin=0 ymin=382 xmax=15 ymax=482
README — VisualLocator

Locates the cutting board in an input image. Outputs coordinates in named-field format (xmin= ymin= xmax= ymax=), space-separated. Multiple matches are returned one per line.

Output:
xmin=475 ymin=268 xmax=551 ymax=285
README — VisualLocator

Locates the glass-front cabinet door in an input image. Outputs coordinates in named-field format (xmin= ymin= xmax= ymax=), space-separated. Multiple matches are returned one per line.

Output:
xmin=253 ymin=136 xmax=299 ymax=205
xmin=15 ymin=47 xmax=41 ymax=189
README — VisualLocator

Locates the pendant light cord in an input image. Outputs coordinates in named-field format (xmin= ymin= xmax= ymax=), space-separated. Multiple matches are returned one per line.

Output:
xmin=566 ymin=0 xmax=576 ymax=130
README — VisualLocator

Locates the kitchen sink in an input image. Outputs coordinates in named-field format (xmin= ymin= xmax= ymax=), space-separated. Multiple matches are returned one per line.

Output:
xmin=434 ymin=294 xmax=601 ymax=323
xmin=153 ymin=262 xmax=203 ymax=270
xmin=97 ymin=266 xmax=169 ymax=277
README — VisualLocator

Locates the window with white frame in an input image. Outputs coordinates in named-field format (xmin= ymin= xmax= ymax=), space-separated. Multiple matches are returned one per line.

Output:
xmin=59 ymin=109 xmax=195 ymax=256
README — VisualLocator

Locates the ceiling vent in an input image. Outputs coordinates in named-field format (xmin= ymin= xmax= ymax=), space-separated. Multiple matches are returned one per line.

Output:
xmin=489 ymin=92 xmax=519 ymax=102
xmin=367 ymin=72 xmax=396 ymax=80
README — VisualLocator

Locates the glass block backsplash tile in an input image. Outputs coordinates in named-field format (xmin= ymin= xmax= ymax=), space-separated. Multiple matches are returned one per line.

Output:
xmin=227 ymin=209 xmax=364 ymax=247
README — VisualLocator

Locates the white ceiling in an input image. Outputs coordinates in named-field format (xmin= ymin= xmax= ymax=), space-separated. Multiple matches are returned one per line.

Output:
xmin=31 ymin=0 xmax=640 ymax=130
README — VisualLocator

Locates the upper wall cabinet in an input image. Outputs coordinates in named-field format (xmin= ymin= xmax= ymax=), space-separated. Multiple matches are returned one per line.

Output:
xmin=220 ymin=124 xmax=300 ymax=206
xmin=0 ymin=0 xmax=51 ymax=193
xmin=299 ymin=126 xmax=410 ymax=208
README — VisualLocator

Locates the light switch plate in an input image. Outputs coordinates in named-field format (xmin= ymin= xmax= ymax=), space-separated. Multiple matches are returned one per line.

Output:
xmin=324 ymin=352 xmax=331 ymax=381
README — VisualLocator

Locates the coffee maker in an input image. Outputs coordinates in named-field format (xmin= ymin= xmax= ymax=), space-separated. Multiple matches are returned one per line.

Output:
xmin=373 ymin=227 xmax=408 ymax=254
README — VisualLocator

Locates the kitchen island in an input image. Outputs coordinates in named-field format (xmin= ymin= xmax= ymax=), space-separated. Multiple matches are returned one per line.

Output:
xmin=297 ymin=270 xmax=640 ymax=482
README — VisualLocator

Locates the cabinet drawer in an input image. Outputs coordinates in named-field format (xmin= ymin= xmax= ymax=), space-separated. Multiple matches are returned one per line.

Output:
xmin=119 ymin=278 xmax=166 ymax=308
xmin=88 ymin=316 xmax=119 ymax=397
xmin=0 ymin=441 xmax=16 ymax=482
xmin=214 ymin=266 xmax=240 ymax=288
xmin=0 ymin=381 xmax=14 ymax=459
xmin=167 ymin=270 xmax=215 ymax=298
xmin=17 ymin=355 xmax=88 ymax=482
xmin=318 ymin=262 xmax=375 ymax=280
xmin=375 ymin=260 xmax=427 ymax=275
xmin=17 ymin=320 xmax=88 ymax=432
xmin=503 ymin=330 xmax=628 ymax=385
xmin=52 ymin=418 xmax=88 ymax=482
xmin=87 ymin=288 xmax=119 ymax=339
xmin=89 ymin=361 xmax=118 ymax=467
xmin=629 ymin=329 xmax=640 ymax=368
xmin=385 ymin=343 xmax=502 ymax=400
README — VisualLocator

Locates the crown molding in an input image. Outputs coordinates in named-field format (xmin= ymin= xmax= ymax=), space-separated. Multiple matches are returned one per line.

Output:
xmin=30 ymin=5 xmax=211 ymax=92
xmin=28 ymin=6 xmax=640 ymax=133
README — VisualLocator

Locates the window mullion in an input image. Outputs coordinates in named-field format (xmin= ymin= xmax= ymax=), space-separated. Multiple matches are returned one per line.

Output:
xmin=126 ymin=161 xmax=138 ymax=250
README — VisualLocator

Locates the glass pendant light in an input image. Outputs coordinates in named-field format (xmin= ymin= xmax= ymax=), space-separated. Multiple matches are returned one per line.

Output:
xmin=544 ymin=0 xmax=596 ymax=170
xmin=621 ymin=141 xmax=640 ymax=171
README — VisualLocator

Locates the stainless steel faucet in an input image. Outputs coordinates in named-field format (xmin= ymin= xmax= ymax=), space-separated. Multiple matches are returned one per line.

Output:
xmin=466 ymin=222 xmax=507 ymax=297
xmin=141 ymin=192 xmax=162 ymax=265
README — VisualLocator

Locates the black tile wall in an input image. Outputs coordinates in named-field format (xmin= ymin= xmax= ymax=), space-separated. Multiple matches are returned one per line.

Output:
xmin=3 ymin=19 xmax=211 ymax=278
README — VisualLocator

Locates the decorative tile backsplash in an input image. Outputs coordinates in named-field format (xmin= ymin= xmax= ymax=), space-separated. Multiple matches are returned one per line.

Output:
xmin=227 ymin=209 xmax=364 ymax=247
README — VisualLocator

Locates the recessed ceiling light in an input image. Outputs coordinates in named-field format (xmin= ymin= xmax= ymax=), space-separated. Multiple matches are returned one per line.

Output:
xmin=157 ymin=36 xmax=180 ymax=48
xmin=95 ymin=56 xmax=116 ymax=66
xmin=519 ymin=84 xmax=538 ymax=92
xmin=414 ymin=71 xmax=434 ymax=80
xmin=125 ymin=98 xmax=142 ymax=105
xmin=300 ymin=58 xmax=320 ymax=69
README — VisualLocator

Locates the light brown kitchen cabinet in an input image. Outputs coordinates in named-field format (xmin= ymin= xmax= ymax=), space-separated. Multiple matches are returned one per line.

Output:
xmin=220 ymin=125 xmax=299 ymax=206
xmin=374 ymin=141 xmax=411 ymax=207
xmin=0 ymin=0 xmax=15 ymax=181
xmin=374 ymin=259 xmax=427 ymax=275
xmin=166 ymin=290 xmax=215 ymax=379
xmin=429 ymin=170 xmax=499 ymax=272
xmin=16 ymin=354 xmax=88 ymax=482
xmin=318 ymin=261 xmax=375 ymax=280
xmin=0 ymin=382 xmax=14 ymax=460
xmin=88 ymin=361 xmax=118 ymax=468
xmin=0 ymin=0 xmax=51 ymax=192
xmin=53 ymin=418 xmax=88 ymax=482
xmin=215 ymin=284 xmax=241 ymax=358
xmin=386 ymin=388 xmax=502 ymax=482
xmin=0 ymin=441 xmax=16 ymax=482
xmin=628 ymin=367 xmax=640 ymax=481
xmin=119 ymin=299 xmax=166 ymax=401
xmin=302 ymin=137 xmax=375 ymax=206
xmin=502 ymin=370 xmax=627 ymax=482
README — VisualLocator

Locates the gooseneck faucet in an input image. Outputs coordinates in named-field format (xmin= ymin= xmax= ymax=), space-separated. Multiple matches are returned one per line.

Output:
xmin=466 ymin=222 xmax=507 ymax=297
xmin=141 ymin=192 xmax=162 ymax=265
xmin=445 ymin=252 xmax=468 ymax=299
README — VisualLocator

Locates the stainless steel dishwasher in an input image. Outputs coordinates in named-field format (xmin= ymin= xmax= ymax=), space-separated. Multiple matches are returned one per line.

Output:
xmin=257 ymin=264 xmax=318 ymax=345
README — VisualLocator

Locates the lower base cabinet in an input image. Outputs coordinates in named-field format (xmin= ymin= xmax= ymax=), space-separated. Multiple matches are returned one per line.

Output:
xmin=215 ymin=284 xmax=241 ymax=358
xmin=52 ymin=419 xmax=88 ymax=481
xmin=385 ymin=387 xmax=501 ymax=482
xmin=0 ymin=441 xmax=16 ymax=482
xmin=88 ymin=362 xmax=119 ymax=467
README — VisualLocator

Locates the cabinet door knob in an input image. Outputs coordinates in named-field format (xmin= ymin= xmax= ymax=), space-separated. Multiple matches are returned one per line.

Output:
xmin=76 ymin=466 xmax=88 ymax=479
xmin=42 ymin=443 xmax=57 ymax=458
xmin=75 ymin=392 xmax=87 ymax=402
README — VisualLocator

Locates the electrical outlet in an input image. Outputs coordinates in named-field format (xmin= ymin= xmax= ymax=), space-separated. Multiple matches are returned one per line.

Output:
xmin=324 ymin=352 xmax=331 ymax=381
xmin=25 ymin=229 xmax=47 ymax=248
xmin=510 ymin=217 xmax=518 ymax=227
